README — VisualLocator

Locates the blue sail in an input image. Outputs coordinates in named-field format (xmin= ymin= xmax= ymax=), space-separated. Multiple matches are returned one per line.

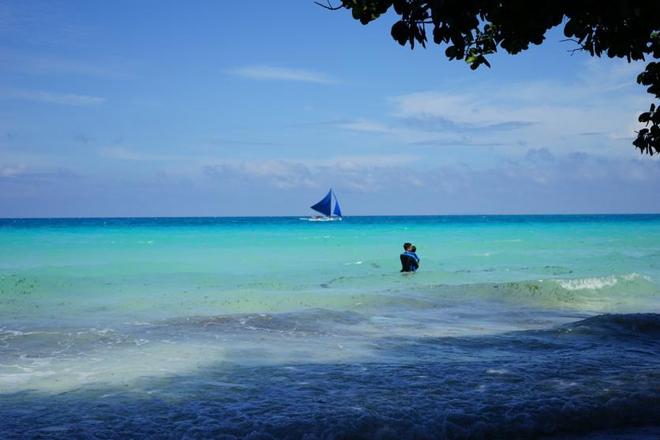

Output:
xmin=310 ymin=190 xmax=332 ymax=217
xmin=332 ymin=192 xmax=342 ymax=217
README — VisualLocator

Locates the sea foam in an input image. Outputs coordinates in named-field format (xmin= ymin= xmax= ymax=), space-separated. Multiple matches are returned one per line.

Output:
xmin=555 ymin=273 xmax=649 ymax=290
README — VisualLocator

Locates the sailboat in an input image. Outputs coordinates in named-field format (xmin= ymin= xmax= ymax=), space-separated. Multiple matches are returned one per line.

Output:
xmin=301 ymin=189 xmax=343 ymax=221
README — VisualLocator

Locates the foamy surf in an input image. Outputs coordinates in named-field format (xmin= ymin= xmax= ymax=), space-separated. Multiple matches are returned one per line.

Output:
xmin=554 ymin=273 xmax=650 ymax=291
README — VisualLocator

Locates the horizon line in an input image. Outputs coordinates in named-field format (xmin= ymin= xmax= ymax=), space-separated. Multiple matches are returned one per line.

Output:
xmin=2 ymin=212 xmax=660 ymax=221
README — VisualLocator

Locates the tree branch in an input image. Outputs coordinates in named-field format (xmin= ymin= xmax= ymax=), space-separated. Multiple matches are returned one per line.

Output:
xmin=560 ymin=38 xmax=586 ymax=56
xmin=314 ymin=1 xmax=343 ymax=10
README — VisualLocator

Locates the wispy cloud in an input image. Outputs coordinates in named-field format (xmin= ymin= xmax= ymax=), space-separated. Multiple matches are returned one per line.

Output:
xmin=326 ymin=117 xmax=520 ymax=147
xmin=314 ymin=61 xmax=648 ymax=152
xmin=208 ymin=138 xmax=282 ymax=147
xmin=203 ymin=154 xmax=421 ymax=192
xmin=0 ymin=163 xmax=78 ymax=181
xmin=427 ymin=149 xmax=660 ymax=194
xmin=389 ymin=61 xmax=646 ymax=141
xmin=0 ymin=164 xmax=27 ymax=178
xmin=199 ymin=149 xmax=660 ymax=206
xmin=335 ymin=119 xmax=395 ymax=134
xmin=227 ymin=65 xmax=337 ymax=84
xmin=5 ymin=148 xmax=659 ymax=216
xmin=408 ymin=138 xmax=507 ymax=147
xmin=3 ymin=89 xmax=105 ymax=106
xmin=0 ymin=51 xmax=131 ymax=79
xmin=390 ymin=90 xmax=544 ymax=127
xmin=0 ymin=1 xmax=92 ymax=47
xmin=98 ymin=147 xmax=179 ymax=161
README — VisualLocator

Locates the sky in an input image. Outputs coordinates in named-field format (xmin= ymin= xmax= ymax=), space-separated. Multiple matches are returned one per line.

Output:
xmin=1 ymin=0 xmax=659 ymax=217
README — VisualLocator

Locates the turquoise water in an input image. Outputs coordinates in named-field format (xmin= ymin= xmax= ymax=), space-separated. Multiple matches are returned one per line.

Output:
xmin=1 ymin=215 xmax=659 ymax=438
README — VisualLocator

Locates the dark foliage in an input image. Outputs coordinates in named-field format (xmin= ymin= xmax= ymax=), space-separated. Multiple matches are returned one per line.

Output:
xmin=321 ymin=1 xmax=660 ymax=155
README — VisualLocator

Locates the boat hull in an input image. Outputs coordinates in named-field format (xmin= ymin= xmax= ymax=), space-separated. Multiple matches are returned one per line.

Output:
xmin=299 ymin=217 xmax=343 ymax=222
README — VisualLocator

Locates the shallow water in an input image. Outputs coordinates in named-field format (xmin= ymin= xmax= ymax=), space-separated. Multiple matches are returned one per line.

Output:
xmin=0 ymin=215 xmax=659 ymax=438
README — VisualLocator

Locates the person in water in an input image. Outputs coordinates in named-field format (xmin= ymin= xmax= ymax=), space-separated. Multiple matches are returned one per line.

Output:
xmin=410 ymin=245 xmax=419 ymax=262
xmin=409 ymin=245 xmax=420 ymax=271
xmin=400 ymin=242 xmax=420 ymax=272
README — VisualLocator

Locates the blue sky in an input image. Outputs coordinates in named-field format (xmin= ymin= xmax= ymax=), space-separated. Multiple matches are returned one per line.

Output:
xmin=1 ymin=0 xmax=659 ymax=217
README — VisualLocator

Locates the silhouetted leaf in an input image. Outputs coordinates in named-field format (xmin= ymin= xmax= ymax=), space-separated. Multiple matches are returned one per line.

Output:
xmin=391 ymin=21 xmax=409 ymax=46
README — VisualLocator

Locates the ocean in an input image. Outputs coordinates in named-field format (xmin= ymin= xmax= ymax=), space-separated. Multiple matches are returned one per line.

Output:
xmin=0 ymin=215 xmax=659 ymax=438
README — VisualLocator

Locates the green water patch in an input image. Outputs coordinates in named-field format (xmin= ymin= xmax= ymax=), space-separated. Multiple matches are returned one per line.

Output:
xmin=0 ymin=264 xmax=658 ymax=330
xmin=412 ymin=273 xmax=660 ymax=313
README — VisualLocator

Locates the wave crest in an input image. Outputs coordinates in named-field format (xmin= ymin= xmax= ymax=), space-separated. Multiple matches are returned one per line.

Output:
xmin=555 ymin=273 xmax=649 ymax=291
xmin=422 ymin=273 xmax=658 ymax=312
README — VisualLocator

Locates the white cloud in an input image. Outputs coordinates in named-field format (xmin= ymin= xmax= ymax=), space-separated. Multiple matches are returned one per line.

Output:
xmin=227 ymin=65 xmax=337 ymax=84
xmin=205 ymin=160 xmax=315 ymax=189
xmin=431 ymin=148 xmax=660 ymax=190
xmin=0 ymin=50 xmax=131 ymax=79
xmin=97 ymin=147 xmax=176 ymax=161
xmin=204 ymin=154 xmax=421 ymax=191
xmin=325 ymin=60 xmax=649 ymax=153
xmin=390 ymin=89 xmax=591 ymax=134
xmin=4 ymin=89 xmax=105 ymax=106
xmin=0 ymin=164 xmax=27 ymax=177
xmin=336 ymin=119 xmax=395 ymax=134
xmin=4 ymin=148 xmax=659 ymax=216
xmin=326 ymin=154 xmax=419 ymax=168
xmin=194 ymin=149 xmax=660 ymax=212
xmin=392 ymin=63 xmax=644 ymax=127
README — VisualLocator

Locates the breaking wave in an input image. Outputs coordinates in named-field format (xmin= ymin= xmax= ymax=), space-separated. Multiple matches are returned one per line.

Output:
xmin=417 ymin=273 xmax=659 ymax=312
xmin=555 ymin=273 xmax=650 ymax=291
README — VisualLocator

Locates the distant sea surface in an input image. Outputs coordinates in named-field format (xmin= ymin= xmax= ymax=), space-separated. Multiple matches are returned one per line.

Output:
xmin=1 ymin=215 xmax=659 ymax=438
